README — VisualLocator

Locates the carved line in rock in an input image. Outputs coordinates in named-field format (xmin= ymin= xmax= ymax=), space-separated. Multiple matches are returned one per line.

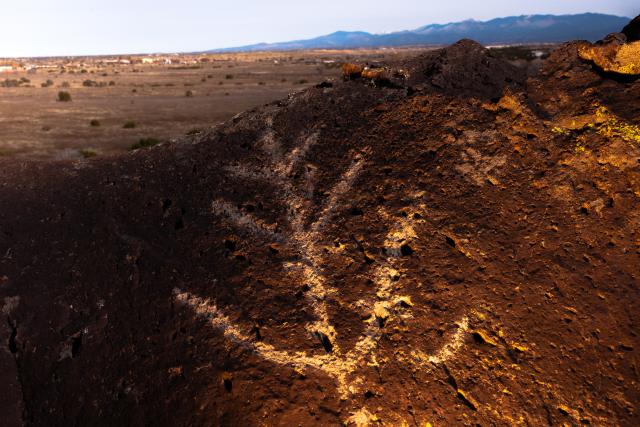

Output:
xmin=178 ymin=128 xmax=471 ymax=407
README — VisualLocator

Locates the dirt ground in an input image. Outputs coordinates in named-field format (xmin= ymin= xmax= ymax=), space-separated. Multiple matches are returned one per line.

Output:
xmin=0 ymin=49 xmax=429 ymax=160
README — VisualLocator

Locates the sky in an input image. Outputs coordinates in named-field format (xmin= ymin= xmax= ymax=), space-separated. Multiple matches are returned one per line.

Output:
xmin=0 ymin=1 xmax=637 ymax=57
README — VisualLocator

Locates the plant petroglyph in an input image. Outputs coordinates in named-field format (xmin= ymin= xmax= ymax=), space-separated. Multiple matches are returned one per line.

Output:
xmin=176 ymin=123 xmax=471 ymax=413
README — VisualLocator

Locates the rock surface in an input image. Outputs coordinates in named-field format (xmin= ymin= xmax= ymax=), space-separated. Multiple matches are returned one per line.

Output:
xmin=1 ymin=24 xmax=640 ymax=427
xmin=622 ymin=15 xmax=640 ymax=42
xmin=578 ymin=19 xmax=640 ymax=77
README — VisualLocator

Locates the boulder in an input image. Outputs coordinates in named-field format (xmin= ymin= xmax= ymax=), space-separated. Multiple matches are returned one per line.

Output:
xmin=578 ymin=36 xmax=640 ymax=76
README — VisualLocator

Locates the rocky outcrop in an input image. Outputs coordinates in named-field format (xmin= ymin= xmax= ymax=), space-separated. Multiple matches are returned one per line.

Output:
xmin=622 ymin=14 xmax=640 ymax=42
xmin=578 ymin=16 xmax=640 ymax=77
xmin=404 ymin=39 xmax=526 ymax=100
xmin=1 ymin=23 xmax=639 ymax=426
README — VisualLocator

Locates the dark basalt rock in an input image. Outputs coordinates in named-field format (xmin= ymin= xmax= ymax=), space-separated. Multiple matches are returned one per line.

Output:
xmin=404 ymin=39 xmax=526 ymax=100
xmin=0 ymin=34 xmax=639 ymax=426
xmin=622 ymin=15 xmax=640 ymax=42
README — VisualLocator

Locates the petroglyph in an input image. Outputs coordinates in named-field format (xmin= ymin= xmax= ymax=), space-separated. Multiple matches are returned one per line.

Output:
xmin=177 ymin=130 xmax=471 ymax=412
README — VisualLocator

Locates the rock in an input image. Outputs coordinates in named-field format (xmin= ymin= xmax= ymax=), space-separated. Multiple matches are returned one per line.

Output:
xmin=622 ymin=15 xmax=640 ymax=42
xmin=404 ymin=39 xmax=526 ymax=100
xmin=342 ymin=63 xmax=364 ymax=80
xmin=578 ymin=36 xmax=640 ymax=76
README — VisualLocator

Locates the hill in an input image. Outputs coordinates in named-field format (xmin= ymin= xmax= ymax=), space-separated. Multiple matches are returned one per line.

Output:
xmin=209 ymin=13 xmax=630 ymax=52
xmin=1 ymin=17 xmax=639 ymax=427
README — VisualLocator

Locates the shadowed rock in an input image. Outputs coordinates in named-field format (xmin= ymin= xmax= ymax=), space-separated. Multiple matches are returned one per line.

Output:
xmin=622 ymin=15 xmax=640 ymax=42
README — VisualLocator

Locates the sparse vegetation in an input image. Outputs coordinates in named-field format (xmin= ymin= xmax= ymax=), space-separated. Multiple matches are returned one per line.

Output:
xmin=83 ymin=80 xmax=108 ymax=87
xmin=129 ymin=137 xmax=160 ymax=150
xmin=122 ymin=120 xmax=137 ymax=129
xmin=57 ymin=91 xmax=72 ymax=102
xmin=2 ymin=78 xmax=31 ymax=88
xmin=41 ymin=79 xmax=54 ymax=88
xmin=79 ymin=149 xmax=97 ymax=158
xmin=171 ymin=65 xmax=201 ymax=70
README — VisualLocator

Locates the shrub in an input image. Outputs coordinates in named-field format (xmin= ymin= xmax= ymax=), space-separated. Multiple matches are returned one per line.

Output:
xmin=129 ymin=137 xmax=160 ymax=150
xmin=108 ymin=81 xmax=116 ymax=86
xmin=225 ymin=74 xmax=234 ymax=79
xmin=57 ymin=91 xmax=72 ymax=102
xmin=60 ymin=81 xmax=70 ymax=88
xmin=122 ymin=120 xmax=136 ymax=129
xmin=41 ymin=79 xmax=54 ymax=88
xmin=83 ymin=79 xmax=97 ymax=87
xmin=185 ymin=90 xmax=194 ymax=97
xmin=296 ymin=79 xmax=309 ymax=84
xmin=1 ymin=79 xmax=20 ymax=88
xmin=90 ymin=119 xmax=101 ymax=127
xmin=79 ymin=149 xmax=97 ymax=159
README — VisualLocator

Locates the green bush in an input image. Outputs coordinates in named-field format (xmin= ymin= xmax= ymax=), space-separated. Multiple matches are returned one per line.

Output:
xmin=57 ymin=91 xmax=72 ymax=102
xmin=129 ymin=137 xmax=160 ymax=150
xmin=122 ymin=120 xmax=136 ymax=129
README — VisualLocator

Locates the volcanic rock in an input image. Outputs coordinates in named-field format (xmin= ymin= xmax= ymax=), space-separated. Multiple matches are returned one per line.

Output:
xmin=1 ymin=27 xmax=640 ymax=426
xmin=578 ymin=37 xmax=640 ymax=76
xmin=404 ymin=39 xmax=526 ymax=100
xmin=622 ymin=14 xmax=640 ymax=42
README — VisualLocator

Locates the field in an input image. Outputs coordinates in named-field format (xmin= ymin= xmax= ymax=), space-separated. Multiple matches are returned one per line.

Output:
xmin=0 ymin=49 xmax=431 ymax=160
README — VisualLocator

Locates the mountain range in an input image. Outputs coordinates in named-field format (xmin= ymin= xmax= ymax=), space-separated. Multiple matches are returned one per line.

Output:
xmin=208 ymin=13 xmax=631 ymax=52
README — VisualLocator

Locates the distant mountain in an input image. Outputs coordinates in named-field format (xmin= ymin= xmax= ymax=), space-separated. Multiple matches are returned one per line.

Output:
xmin=208 ymin=13 xmax=630 ymax=52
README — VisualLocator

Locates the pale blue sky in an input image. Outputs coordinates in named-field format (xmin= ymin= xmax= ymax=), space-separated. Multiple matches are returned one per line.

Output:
xmin=1 ymin=1 xmax=636 ymax=57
